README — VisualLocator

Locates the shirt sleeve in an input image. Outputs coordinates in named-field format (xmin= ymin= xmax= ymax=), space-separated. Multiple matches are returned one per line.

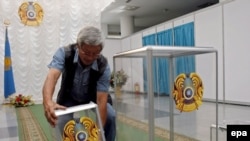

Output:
xmin=47 ymin=47 xmax=65 ymax=72
xmin=97 ymin=64 xmax=111 ymax=92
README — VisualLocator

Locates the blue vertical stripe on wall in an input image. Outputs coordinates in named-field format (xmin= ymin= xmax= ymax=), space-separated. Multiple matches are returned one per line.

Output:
xmin=156 ymin=29 xmax=173 ymax=95
xmin=174 ymin=22 xmax=195 ymax=76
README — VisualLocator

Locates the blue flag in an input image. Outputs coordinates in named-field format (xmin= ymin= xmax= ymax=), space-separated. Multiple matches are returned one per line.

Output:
xmin=4 ymin=27 xmax=16 ymax=98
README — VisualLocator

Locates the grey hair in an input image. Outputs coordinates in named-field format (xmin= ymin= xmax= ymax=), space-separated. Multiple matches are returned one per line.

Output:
xmin=77 ymin=26 xmax=104 ymax=49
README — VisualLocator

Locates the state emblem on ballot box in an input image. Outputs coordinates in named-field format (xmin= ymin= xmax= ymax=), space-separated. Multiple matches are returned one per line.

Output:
xmin=52 ymin=102 xmax=105 ymax=141
xmin=173 ymin=72 xmax=204 ymax=112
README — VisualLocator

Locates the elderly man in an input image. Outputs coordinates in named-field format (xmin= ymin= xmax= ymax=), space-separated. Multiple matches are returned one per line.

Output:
xmin=42 ymin=26 xmax=116 ymax=141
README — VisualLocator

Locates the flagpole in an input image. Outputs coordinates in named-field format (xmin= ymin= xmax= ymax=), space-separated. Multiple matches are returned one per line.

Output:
xmin=3 ymin=19 xmax=10 ymax=104
xmin=2 ymin=20 xmax=9 ymax=104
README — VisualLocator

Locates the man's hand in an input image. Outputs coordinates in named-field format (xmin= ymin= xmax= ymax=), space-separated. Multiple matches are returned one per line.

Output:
xmin=43 ymin=100 xmax=66 ymax=127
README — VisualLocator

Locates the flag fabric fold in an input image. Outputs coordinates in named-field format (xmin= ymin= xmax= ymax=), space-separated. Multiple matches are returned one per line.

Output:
xmin=4 ymin=27 xmax=16 ymax=98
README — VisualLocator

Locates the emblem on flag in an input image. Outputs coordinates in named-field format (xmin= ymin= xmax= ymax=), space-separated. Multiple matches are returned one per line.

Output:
xmin=4 ymin=57 xmax=11 ymax=71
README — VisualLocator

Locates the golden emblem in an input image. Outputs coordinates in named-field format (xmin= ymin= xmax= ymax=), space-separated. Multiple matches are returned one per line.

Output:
xmin=63 ymin=117 xmax=99 ymax=141
xmin=18 ymin=1 xmax=43 ymax=26
xmin=173 ymin=73 xmax=204 ymax=112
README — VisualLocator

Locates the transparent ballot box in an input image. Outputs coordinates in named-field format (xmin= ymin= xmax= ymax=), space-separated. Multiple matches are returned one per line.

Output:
xmin=52 ymin=102 xmax=105 ymax=141
xmin=112 ymin=46 xmax=218 ymax=141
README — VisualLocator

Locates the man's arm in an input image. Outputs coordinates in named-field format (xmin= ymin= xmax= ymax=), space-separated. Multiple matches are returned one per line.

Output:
xmin=96 ymin=62 xmax=111 ymax=127
xmin=42 ymin=68 xmax=66 ymax=127
xmin=96 ymin=91 xmax=108 ymax=127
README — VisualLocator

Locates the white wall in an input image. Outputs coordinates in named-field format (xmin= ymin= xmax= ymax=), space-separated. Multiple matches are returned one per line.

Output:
xmin=103 ymin=38 xmax=121 ymax=72
xmin=130 ymin=33 xmax=144 ymax=92
xmin=195 ymin=6 xmax=224 ymax=101
xmin=223 ymin=0 xmax=250 ymax=104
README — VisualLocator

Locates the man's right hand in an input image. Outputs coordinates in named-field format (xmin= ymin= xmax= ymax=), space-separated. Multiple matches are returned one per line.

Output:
xmin=43 ymin=100 xmax=66 ymax=127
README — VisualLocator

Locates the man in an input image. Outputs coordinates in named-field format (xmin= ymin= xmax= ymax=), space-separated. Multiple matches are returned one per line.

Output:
xmin=42 ymin=26 xmax=116 ymax=141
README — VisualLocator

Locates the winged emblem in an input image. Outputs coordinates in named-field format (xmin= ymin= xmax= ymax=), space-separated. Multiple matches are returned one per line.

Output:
xmin=18 ymin=2 xmax=43 ymax=26
xmin=173 ymin=73 xmax=204 ymax=112
xmin=63 ymin=117 xmax=99 ymax=141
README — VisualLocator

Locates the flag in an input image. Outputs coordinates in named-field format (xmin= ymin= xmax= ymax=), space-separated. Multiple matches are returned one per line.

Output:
xmin=4 ymin=27 xmax=16 ymax=98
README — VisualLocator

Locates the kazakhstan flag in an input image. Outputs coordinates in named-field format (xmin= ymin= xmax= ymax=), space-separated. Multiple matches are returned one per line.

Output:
xmin=4 ymin=27 xmax=16 ymax=98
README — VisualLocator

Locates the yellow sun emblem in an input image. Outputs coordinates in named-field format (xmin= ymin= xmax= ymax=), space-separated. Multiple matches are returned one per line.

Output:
xmin=18 ymin=1 xmax=43 ymax=26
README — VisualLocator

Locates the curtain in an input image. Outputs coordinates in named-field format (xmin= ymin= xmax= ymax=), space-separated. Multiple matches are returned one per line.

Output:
xmin=156 ymin=29 xmax=173 ymax=95
xmin=174 ymin=22 xmax=195 ymax=76
xmin=142 ymin=22 xmax=195 ymax=94
xmin=0 ymin=0 xmax=113 ymax=101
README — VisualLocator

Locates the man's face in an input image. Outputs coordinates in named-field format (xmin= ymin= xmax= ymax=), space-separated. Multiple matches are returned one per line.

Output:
xmin=78 ymin=44 xmax=102 ymax=65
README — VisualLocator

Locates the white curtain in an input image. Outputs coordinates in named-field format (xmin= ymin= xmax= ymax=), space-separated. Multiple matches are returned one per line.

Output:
xmin=0 ymin=0 xmax=114 ymax=102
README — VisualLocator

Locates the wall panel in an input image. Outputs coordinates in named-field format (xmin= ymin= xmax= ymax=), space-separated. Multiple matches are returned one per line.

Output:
xmin=224 ymin=0 xmax=250 ymax=104
xmin=195 ymin=6 xmax=224 ymax=101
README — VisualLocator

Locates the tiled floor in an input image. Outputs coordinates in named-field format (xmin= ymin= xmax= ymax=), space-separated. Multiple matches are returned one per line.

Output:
xmin=113 ymin=93 xmax=250 ymax=141
xmin=0 ymin=94 xmax=250 ymax=141
xmin=0 ymin=104 xmax=18 ymax=141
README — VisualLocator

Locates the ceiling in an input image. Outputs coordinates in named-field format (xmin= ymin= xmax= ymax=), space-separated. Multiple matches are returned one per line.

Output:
xmin=101 ymin=0 xmax=219 ymax=34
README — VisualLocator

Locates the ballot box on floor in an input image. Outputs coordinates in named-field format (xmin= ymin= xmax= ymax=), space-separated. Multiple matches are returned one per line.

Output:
xmin=51 ymin=102 xmax=105 ymax=141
